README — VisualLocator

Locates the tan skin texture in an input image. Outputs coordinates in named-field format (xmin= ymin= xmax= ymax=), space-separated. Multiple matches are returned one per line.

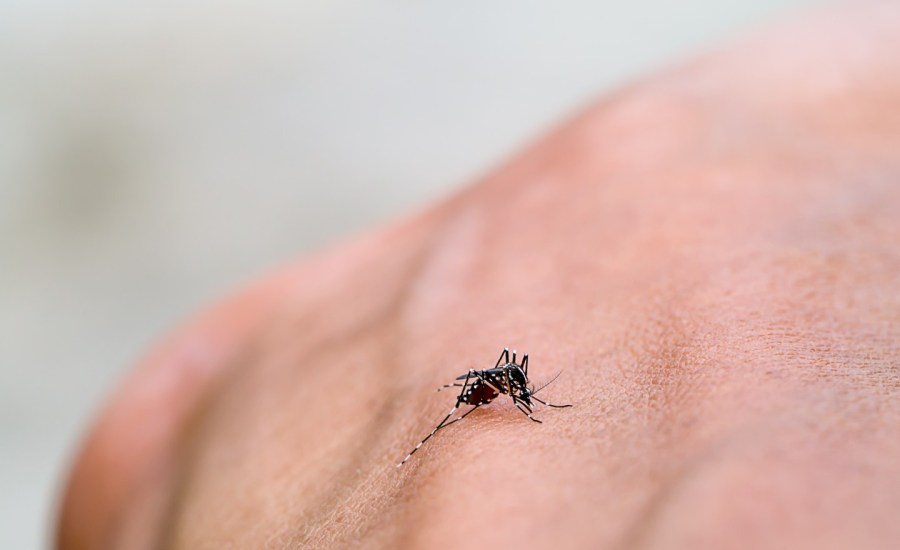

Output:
xmin=57 ymin=4 xmax=900 ymax=549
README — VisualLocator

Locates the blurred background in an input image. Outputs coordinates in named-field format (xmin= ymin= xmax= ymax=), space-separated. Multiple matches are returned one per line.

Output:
xmin=1 ymin=0 xmax=820 ymax=547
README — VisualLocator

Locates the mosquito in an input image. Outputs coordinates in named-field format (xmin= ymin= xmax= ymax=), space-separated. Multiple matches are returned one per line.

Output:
xmin=397 ymin=348 xmax=572 ymax=467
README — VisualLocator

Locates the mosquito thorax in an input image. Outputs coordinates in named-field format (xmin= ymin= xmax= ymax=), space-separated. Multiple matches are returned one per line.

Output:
xmin=508 ymin=365 xmax=528 ymax=387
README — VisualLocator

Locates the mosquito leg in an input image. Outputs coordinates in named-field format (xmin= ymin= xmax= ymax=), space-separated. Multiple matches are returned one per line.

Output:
xmin=454 ymin=370 xmax=474 ymax=404
xmin=512 ymin=394 xmax=531 ymax=411
xmin=438 ymin=403 xmax=482 ymax=430
xmin=532 ymin=396 xmax=573 ymax=408
xmin=436 ymin=383 xmax=464 ymax=392
xmin=494 ymin=348 xmax=510 ymax=368
xmin=398 ymin=372 xmax=476 ymax=467
xmin=397 ymin=406 xmax=459 ymax=467
xmin=521 ymin=354 xmax=528 ymax=377
xmin=515 ymin=402 xmax=542 ymax=423
xmin=509 ymin=394 xmax=542 ymax=423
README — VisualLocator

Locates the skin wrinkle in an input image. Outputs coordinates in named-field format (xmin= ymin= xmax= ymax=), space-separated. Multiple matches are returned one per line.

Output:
xmin=285 ymin=399 xmax=398 ymax=548
xmin=615 ymin=288 xmax=760 ymax=544
xmin=396 ymin=156 xmax=788 ymax=550
xmin=632 ymin=392 xmax=900 ymax=549
xmin=151 ymin=337 xmax=273 ymax=550
xmin=166 ymin=324 xmax=392 ymax=548
xmin=163 ymin=205 xmax=470 ymax=549
xmin=619 ymin=415 xmax=749 ymax=550
xmin=408 ymin=76 xmax=892 ymax=544
xmin=277 ymin=198 xmax=546 ymax=548
xmin=55 ymin=210 xmax=453 ymax=549
xmin=609 ymin=184 xmax=899 ymax=546
xmin=56 ymin=267 xmax=309 ymax=550
xmin=620 ymin=275 xmax=900 ymax=549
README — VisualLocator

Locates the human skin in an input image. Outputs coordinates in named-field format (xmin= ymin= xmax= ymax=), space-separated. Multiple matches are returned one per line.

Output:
xmin=57 ymin=3 xmax=900 ymax=549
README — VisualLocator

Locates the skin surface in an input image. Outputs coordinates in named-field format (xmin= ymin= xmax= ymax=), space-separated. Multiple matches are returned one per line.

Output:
xmin=57 ymin=3 xmax=900 ymax=549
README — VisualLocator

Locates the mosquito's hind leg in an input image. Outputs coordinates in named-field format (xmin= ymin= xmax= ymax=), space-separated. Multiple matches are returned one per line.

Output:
xmin=398 ymin=371 xmax=476 ymax=467
xmin=397 ymin=405 xmax=458 ymax=467
xmin=438 ymin=403 xmax=482 ymax=430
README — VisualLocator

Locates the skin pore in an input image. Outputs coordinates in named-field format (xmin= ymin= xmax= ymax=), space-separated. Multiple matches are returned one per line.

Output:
xmin=58 ymin=3 xmax=900 ymax=549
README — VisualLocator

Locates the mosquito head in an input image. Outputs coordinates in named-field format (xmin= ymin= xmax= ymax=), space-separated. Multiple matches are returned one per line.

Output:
xmin=518 ymin=385 xmax=534 ymax=402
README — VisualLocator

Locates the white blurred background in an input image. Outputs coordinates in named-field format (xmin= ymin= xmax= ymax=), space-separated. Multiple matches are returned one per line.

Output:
xmin=1 ymin=1 xmax=819 ymax=547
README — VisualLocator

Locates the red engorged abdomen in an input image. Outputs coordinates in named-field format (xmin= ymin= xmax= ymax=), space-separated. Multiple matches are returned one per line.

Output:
xmin=466 ymin=383 xmax=498 ymax=405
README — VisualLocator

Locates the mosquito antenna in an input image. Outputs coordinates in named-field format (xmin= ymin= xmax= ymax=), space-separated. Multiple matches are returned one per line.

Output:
xmin=529 ymin=370 xmax=573 ymax=409
xmin=531 ymin=370 xmax=564 ymax=396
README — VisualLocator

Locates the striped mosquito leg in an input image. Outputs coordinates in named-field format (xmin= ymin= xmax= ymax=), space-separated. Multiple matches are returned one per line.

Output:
xmin=494 ymin=348 xmax=510 ymax=368
xmin=434 ymin=403 xmax=481 ymax=430
xmin=399 ymin=371 xmax=477 ymax=467
xmin=515 ymin=402 xmax=542 ymax=423
xmin=397 ymin=406 xmax=458 ymax=467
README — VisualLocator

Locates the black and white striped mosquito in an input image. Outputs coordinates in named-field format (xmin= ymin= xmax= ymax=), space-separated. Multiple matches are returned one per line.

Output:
xmin=397 ymin=348 xmax=572 ymax=467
